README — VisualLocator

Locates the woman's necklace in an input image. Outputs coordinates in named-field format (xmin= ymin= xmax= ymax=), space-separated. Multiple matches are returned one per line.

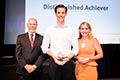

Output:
xmin=81 ymin=37 xmax=87 ymax=48
xmin=81 ymin=43 xmax=86 ymax=48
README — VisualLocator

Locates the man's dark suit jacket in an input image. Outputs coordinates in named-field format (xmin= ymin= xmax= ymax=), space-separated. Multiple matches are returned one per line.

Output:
xmin=15 ymin=32 xmax=44 ymax=75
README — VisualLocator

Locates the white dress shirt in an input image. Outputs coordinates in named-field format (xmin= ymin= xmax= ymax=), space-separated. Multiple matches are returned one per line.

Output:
xmin=41 ymin=24 xmax=79 ymax=57
xmin=28 ymin=32 xmax=35 ymax=41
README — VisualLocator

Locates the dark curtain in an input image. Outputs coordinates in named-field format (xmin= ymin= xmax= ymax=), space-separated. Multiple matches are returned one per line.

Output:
xmin=98 ymin=44 xmax=120 ymax=79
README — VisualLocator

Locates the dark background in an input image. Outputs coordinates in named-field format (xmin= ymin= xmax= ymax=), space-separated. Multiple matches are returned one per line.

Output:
xmin=0 ymin=0 xmax=120 ymax=80
xmin=0 ymin=0 xmax=5 ymax=46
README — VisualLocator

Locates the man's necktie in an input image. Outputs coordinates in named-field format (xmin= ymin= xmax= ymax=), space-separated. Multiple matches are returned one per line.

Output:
xmin=30 ymin=34 xmax=34 ymax=47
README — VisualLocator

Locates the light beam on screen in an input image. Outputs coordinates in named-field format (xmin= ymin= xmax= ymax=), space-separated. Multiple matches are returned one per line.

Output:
xmin=4 ymin=0 xmax=25 ymax=44
xmin=26 ymin=0 xmax=120 ymax=44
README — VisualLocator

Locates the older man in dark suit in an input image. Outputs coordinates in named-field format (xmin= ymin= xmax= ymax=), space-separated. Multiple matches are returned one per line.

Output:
xmin=15 ymin=18 xmax=44 ymax=80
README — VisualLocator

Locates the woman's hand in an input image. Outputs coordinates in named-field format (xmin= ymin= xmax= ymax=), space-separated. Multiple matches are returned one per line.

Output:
xmin=78 ymin=57 xmax=90 ymax=64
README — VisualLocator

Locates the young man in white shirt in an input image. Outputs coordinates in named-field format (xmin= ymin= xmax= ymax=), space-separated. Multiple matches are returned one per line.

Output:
xmin=41 ymin=4 xmax=79 ymax=80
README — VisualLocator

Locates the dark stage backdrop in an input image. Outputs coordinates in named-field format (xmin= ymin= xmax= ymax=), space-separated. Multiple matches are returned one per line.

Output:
xmin=0 ymin=44 xmax=120 ymax=79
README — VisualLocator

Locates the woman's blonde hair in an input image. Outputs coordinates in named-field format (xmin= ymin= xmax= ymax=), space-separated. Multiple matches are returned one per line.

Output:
xmin=78 ymin=22 xmax=93 ymax=39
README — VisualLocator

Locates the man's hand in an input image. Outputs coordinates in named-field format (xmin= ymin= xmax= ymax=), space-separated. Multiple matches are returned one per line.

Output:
xmin=54 ymin=57 xmax=70 ymax=66
xmin=24 ymin=64 xmax=37 ymax=73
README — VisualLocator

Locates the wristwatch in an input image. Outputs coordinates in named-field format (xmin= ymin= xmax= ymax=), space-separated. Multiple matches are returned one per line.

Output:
xmin=33 ymin=65 xmax=37 ymax=69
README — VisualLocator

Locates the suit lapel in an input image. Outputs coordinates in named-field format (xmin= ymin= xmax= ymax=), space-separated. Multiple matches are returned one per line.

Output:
xmin=24 ymin=33 xmax=32 ymax=48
